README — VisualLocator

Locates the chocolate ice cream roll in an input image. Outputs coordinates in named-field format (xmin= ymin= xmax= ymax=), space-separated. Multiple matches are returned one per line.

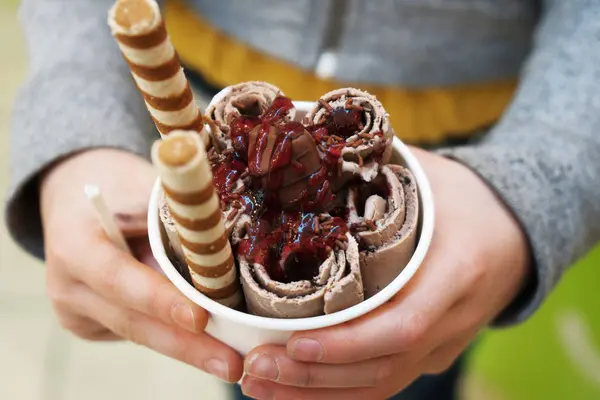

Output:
xmin=206 ymin=81 xmax=286 ymax=131
xmin=306 ymin=88 xmax=394 ymax=183
xmin=204 ymin=81 xmax=292 ymax=152
xmin=237 ymin=230 xmax=364 ymax=319
xmin=246 ymin=123 xmax=334 ymax=210
xmin=204 ymin=81 xmax=303 ymax=227
xmin=108 ymin=0 xmax=207 ymax=144
xmin=151 ymin=131 xmax=241 ymax=308
xmin=347 ymin=165 xmax=419 ymax=298
xmin=159 ymin=191 xmax=186 ymax=268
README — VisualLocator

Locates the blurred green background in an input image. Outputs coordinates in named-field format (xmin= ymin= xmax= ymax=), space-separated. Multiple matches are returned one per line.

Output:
xmin=467 ymin=245 xmax=600 ymax=400
xmin=1 ymin=1 xmax=599 ymax=399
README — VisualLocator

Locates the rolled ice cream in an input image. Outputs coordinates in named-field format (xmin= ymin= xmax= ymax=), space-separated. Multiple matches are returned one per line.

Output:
xmin=206 ymin=82 xmax=285 ymax=131
xmin=305 ymin=88 xmax=394 ymax=183
xmin=238 ymin=230 xmax=363 ymax=318
xmin=149 ymin=81 xmax=420 ymax=318
xmin=347 ymin=165 xmax=419 ymax=298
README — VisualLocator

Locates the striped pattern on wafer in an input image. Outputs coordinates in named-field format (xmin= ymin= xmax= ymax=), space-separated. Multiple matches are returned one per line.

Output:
xmin=151 ymin=131 xmax=240 ymax=306
xmin=108 ymin=0 xmax=207 ymax=144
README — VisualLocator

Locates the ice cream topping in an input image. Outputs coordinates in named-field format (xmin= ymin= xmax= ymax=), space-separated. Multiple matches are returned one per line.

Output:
xmin=205 ymin=91 xmax=394 ymax=283
xmin=148 ymin=81 xmax=421 ymax=318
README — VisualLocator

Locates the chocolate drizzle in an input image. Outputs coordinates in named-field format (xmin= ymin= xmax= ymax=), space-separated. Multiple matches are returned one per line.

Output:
xmin=206 ymin=89 xmax=394 ymax=283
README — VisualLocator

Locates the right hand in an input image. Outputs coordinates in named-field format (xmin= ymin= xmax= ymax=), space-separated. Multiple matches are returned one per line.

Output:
xmin=40 ymin=148 xmax=243 ymax=382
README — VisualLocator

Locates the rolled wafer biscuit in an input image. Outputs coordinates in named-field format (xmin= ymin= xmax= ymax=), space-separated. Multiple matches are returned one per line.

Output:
xmin=158 ymin=146 xmax=243 ymax=263
xmin=151 ymin=131 xmax=241 ymax=308
xmin=108 ymin=0 xmax=208 ymax=144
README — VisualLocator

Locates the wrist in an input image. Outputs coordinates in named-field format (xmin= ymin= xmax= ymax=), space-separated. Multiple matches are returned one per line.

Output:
xmin=413 ymin=146 xmax=533 ymax=320
xmin=451 ymin=155 xmax=533 ymax=305
xmin=441 ymin=153 xmax=534 ymax=321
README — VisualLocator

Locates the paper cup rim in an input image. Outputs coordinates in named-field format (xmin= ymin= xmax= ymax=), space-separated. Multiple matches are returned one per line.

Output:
xmin=148 ymin=101 xmax=435 ymax=332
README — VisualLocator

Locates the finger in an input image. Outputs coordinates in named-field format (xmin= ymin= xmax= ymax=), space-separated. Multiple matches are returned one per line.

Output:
xmin=73 ymin=236 xmax=207 ymax=334
xmin=241 ymin=371 xmax=419 ymax=400
xmin=45 ymin=265 xmax=122 ymax=341
xmin=244 ymin=346 xmax=393 ymax=388
xmin=419 ymin=334 xmax=473 ymax=375
xmin=85 ymin=329 xmax=123 ymax=341
xmin=287 ymin=240 xmax=467 ymax=364
xmin=52 ymin=305 xmax=122 ymax=341
xmin=128 ymin=236 xmax=162 ymax=274
xmin=74 ymin=285 xmax=244 ymax=382
xmin=373 ymin=300 xmax=484 ymax=375
xmin=241 ymin=376 xmax=374 ymax=400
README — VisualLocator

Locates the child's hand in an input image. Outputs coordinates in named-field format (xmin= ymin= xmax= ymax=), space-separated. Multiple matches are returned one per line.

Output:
xmin=40 ymin=149 xmax=243 ymax=383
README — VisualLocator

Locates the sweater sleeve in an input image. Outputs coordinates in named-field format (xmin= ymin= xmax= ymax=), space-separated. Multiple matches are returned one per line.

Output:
xmin=437 ymin=0 xmax=600 ymax=326
xmin=5 ymin=0 xmax=158 ymax=259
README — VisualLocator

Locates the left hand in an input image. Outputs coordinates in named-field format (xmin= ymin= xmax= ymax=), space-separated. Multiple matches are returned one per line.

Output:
xmin=240 ymin=148 xmax=532 ymax=399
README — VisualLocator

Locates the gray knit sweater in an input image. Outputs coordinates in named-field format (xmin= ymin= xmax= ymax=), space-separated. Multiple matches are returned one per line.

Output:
xmin=6 ymin=0 xmax=600 ymax=326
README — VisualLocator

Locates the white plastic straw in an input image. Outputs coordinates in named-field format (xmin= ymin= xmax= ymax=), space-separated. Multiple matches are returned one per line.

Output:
xmin=84 ymin=184 xmax=131 ymax=254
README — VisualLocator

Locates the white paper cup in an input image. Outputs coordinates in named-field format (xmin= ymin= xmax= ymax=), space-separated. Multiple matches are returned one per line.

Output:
xmin=148 ymin=100 xmax=435 ymax=355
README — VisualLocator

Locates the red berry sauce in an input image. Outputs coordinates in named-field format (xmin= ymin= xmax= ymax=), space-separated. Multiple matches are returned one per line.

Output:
xmin=210 ymin=97 xmax=384 ymax=282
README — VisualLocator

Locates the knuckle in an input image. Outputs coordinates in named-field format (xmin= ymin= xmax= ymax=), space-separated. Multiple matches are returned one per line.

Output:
xmin=461 ymin=255 xmax=486 ymax=288
xmin=425 ymin=358 xmax=454 ymax=375
xmin=374 ymin=358 xmax=393 ymax=384
xmin=98 ymin=256 xmax=124 ymax=299
xmin=467 ymin=266 xmax=485 ymax=289
xmin=45 ymin=242 xmax=71 ymax=268
xmin=423 ymin=344 xmax=461 ymax=375
xmin=54 ymin=313 xmax=75 ymax=331
xmin=462 ymin=309 xmax=484 ymax=331
xmin=167 ymin=329 xmax=189 ymax=361
xmin=148 ymin=281 xmax=172 ymax=319
xmin=147 ymin=287 xmax=162 ymax=318
xmin=395 ymin=313 xmax=428 ymax=350
xmin=71 ymin=329 xmax=101 ymax=341
xmin=45 ymin=276 xmax=73 ymax=309
xmin=46 ymin=283 xmax=67 ymax=307
xmin=55 ymin=314 xmax=98 ymax=341
xmin=46 ymin=240 xmax=90 ymax=280
xmin=112 ymin=314 xmax=140 ymax=344
xmin=303 ymin=364 xmax=317 ymax=387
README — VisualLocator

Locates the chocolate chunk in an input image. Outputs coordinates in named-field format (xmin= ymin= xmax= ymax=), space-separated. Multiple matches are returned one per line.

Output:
xmin=247 ymin=123 xmax=324 ymax=209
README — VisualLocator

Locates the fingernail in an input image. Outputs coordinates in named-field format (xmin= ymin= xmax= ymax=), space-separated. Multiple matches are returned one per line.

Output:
xmin=205 ymin=358 xmax=230 ymax=382
xmin=290 ymin=338 xmax=323 ymax=362
xmin=171 ymin=303 xmax=197 ymax=333
xmin=242 ymin=376 xmax=273 ymax=400
xmin=246 ymin=353 xmax=279 ymax=381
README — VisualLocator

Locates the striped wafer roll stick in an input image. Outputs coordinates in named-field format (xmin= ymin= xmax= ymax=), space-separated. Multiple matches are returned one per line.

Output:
xmin=108 ymin=0 xmax=208 ymax=145
xmin=151 ymin=131 xmax=241 ymax=308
